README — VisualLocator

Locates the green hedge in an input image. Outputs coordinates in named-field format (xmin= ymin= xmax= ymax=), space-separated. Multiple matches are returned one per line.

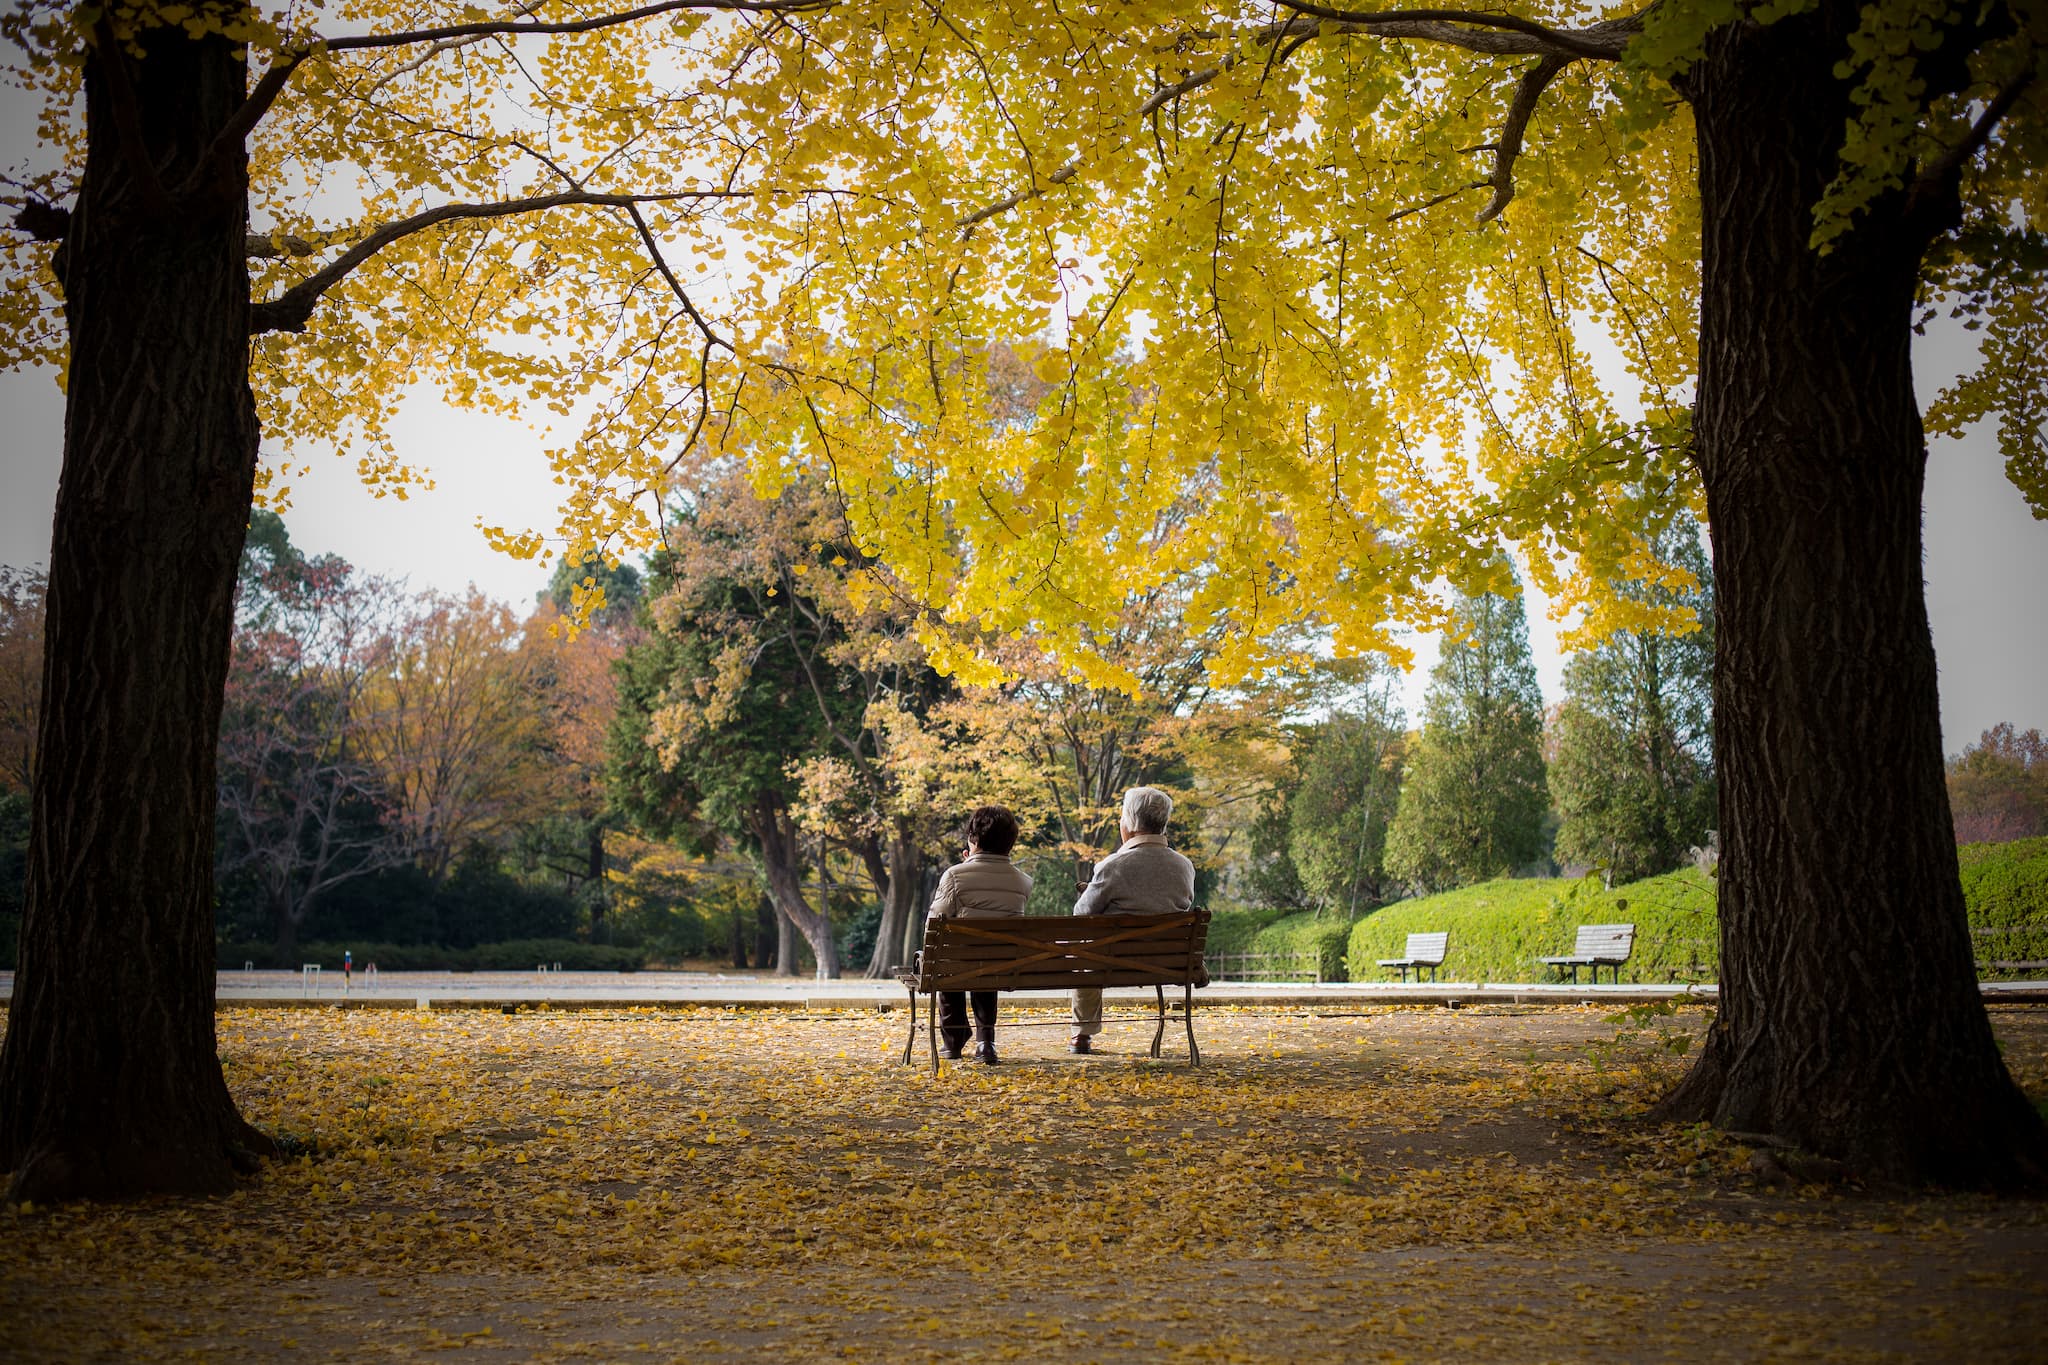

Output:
xmin=1248 ymin=912 xmax=1356 ymax=982
xmin=1345 ymin=841 xmax=2048 ymax=984
xmin=218 ymin=938 xmax=646 ymax=972
xmin=1959 ymin=837 xmax=2048 ymax=927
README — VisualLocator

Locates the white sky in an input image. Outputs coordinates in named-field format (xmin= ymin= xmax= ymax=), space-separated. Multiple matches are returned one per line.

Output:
xmin=2 ymin=315 xmax=2043 ymax=752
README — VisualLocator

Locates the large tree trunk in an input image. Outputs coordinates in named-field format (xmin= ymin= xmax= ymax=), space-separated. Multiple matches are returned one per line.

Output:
xmin=1654 ymin=9 xmax=2046 ymax=1188
xmin=862 ymin=828 xmax=924 ymax=978
xmin=0 ymin=22 xmax=274 ymax=1200
xmin=746 ymin=794 xmax=839 ymax=979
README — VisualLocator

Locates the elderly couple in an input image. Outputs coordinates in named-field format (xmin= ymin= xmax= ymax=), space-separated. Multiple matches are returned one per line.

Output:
xmin=926 ymin=786 xmax=1196 ymax=1065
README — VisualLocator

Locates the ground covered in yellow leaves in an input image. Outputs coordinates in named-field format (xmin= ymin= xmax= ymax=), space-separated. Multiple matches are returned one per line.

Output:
xmin=6 ymin=1003 xmax=2047 ymax=1361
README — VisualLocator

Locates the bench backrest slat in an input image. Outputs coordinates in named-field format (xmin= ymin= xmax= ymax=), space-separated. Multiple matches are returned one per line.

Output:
xmin=1403 ymin=932 xmax=1449 ymax=964
xmin=1571 ymin=923 xmax=1636 ymax=959
xmin=910 ymin=911 xmax=1209 ymax=992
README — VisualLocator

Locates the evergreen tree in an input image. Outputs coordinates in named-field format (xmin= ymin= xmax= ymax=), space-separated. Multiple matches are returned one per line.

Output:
xmin=1384 ymin=580 xmax=1548 ymax=894
xmin=1287 ymin=684 xmax=1407 ymax=916
xmin=1550 ymin=518 xmax=1716 ymax=885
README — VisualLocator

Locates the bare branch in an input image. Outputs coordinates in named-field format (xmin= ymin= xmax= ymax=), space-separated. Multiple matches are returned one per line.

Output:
xmin=1476 ymin=53 xmax=1570 ymax=223
xmin=249 ymin=188 xmax=749 ymax=334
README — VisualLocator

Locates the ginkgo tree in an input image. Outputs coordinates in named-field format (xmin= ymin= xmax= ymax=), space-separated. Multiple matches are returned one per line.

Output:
xmin=0 ymin=0 xmax=857 ymax=1202
xmin=2 ymin=0 xmax=2044 ymax=1201
xmin=685 ymin=0 xmax=2046 ymax=1187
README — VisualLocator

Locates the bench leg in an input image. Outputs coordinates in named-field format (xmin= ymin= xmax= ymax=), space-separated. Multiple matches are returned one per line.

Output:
xmin=1151 ymin=985 xmax=1166 ymax=1058
xmin=1183 ymin=983 xmax=1200 ymax=1066
xmin=927 ymin=991 xmax=940 ymax=1076
xmin=901 ymin=986 xmax=918 ymax=1065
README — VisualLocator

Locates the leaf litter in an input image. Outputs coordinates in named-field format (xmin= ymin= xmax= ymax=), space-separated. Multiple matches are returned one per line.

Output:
xmin=4 ymin=1002 xmax=2045 ymax=1361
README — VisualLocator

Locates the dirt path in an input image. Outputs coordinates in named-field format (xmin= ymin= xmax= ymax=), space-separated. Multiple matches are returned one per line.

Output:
xmin=5 ymin=1003 xmax=2045 ymax=1361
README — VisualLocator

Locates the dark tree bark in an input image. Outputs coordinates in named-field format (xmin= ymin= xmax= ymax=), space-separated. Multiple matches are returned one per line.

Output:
xmin=746 ymin=794 xmax=838 ymax=978
xmin=0 ymin=23 xmax=276 ymax=1200
xmin=860 ymin=826 xmax=926 ymax=978
xmin=1653 ymin=7 xmax=2047 ymax=1187
xmin=730 ymin=897 xmax=750 ymax=968
xmin=757 ymin=893 xmax=782 ymax=973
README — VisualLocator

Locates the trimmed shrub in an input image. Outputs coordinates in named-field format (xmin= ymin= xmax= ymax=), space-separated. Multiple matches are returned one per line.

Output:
xmin=1247 ymin=911 xmax=1355 ymax=981
xmin=217 ymin=938 xmax=645 ymax=972
xmin=1958 ymin=837 xmax=2048 ymax=926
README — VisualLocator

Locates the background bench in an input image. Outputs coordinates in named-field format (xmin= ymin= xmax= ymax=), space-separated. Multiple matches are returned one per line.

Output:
xmin=1377 ymin=931 xmax=1449 ymax=982
xmin=1539 ymin=923 xmax=1636 ymax=985
xmin=896 ymin=911 xmax=1210 ymax=1073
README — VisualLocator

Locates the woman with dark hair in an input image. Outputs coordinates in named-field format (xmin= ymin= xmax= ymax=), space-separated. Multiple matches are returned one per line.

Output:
xmin=927 ymin=804 xmax=1032 ymax=1064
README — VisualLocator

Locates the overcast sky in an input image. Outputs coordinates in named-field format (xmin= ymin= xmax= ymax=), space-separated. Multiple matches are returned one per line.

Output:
xmin=0 ymin=320 xmax=2042 ymax=752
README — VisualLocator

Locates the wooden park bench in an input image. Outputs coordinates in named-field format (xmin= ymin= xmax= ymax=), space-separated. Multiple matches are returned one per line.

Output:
xmin=1377 ymin=931 xmax=1449 ymax=983
xmin=896 ymin=910 xmax=1211 ymax=1074
xmin=1538 ymin=923 xmax=1636 ymax=985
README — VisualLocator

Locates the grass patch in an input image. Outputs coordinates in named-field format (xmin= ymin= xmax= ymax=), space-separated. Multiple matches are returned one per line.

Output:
xmin=1344 ymin=870 xmax=1715 ymax=985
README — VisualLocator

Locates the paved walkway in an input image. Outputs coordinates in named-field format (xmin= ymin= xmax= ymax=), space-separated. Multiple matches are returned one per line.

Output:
xmin=4 ymin=970 xmax=2041 ymax=1009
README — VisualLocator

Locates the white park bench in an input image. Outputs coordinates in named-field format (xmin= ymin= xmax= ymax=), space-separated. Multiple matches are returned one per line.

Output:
xmin=1377 ymin=931 xmax=1449 ymax=983
xmin=1538 ymin=923 xmax=1636 ymax=985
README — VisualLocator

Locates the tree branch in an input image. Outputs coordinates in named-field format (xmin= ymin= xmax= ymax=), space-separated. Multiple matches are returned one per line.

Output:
xmin=623 ymin=201 xmax=730 ymax=350
xmin=955 ymin=6 xmax=1649 ymax=234
xmin=1905 ymin=69 xmax=2036 ymax=223
xmin=1387 ymin=180 xmax=1488 ymax=223
xmin=197 ymin=0 xmax=829 ymax=195
xmin=245 ymin=231 xmax=317 ymax=259
xmin=1477 ymin=53 xmax=1570 ymax=223
xmin=1268 ymin=2 xmax=1647 ymax=62
xmin=249 ymin=188 xmax=748 ymax=334
xmin=198 ymin=54 xmax=308 ymax=186
xmin=320 ymin=0 xmax=833 ymax=57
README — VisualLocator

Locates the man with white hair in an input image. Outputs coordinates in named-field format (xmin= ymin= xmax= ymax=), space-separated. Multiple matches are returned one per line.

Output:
xmin=1068 ymin=785 xmax=1197 ymax=1054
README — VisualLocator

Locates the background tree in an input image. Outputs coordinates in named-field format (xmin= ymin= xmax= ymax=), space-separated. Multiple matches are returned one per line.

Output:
xmin=1550 ymin=516 xmax=1716 ymax=885
xmin=607 ymin=481 xmax=858 ymax=978
xmin=515 ymin=556 xmax=644 ymax=940
xmin=1385 ymin=579 xmax=1549 ymax=894
xmin=1948 ymin=724 xmax=2048 ymax=845
xmin=215 ymin=546 xmax=406 ymax=960
xmin=1288 ymin=685 xmax=1409 ymax=917
xmin=357 ymin=588 xmax=554 ymax=881
xmin=0 ymin=567 xmax=43 ymax=796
